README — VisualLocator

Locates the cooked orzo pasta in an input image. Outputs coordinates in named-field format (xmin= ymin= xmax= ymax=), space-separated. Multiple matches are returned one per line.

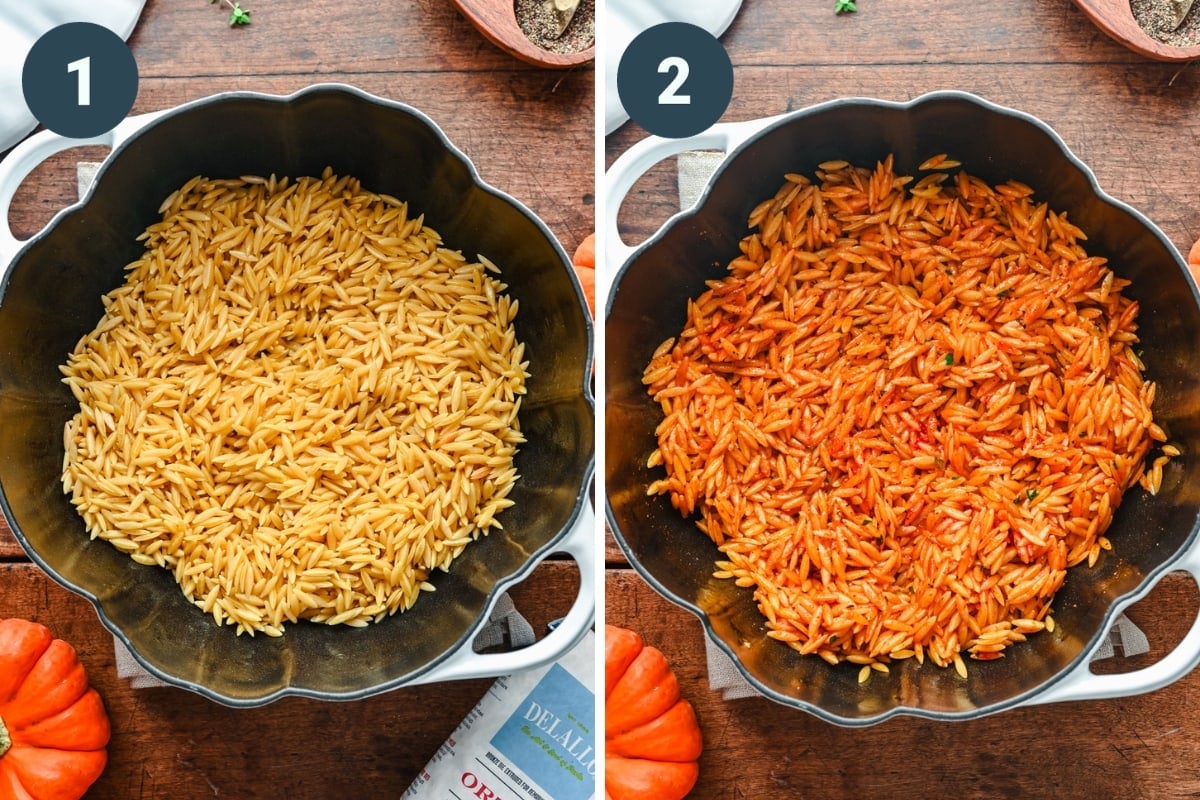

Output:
xmin=61 ymin=169 xmax=529 ymax=636
xmin=643 ymin=155 xmax=1168 ymax=673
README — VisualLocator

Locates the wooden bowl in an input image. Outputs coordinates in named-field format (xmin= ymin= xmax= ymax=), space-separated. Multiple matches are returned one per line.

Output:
xmin=450 ymin=0 xmax=595 ymax=69
xmin=1072 ymin=0 xmax=1200 ymax=61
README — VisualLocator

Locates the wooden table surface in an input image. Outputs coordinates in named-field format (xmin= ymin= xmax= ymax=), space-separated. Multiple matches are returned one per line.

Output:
xmin=6 ymin=0 xmax=1200 ymax=798
xmin=605 ymin=2 xmax=1200 ymax=799
xmin=0 ymin=1 xmax=592 ymax=798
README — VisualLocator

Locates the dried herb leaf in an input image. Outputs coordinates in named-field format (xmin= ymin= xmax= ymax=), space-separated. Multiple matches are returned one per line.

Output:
xmin=544 ymin=0 xmax=580 ymax=37
xmin=1168 ymin=0 xmax=1195 ymax=29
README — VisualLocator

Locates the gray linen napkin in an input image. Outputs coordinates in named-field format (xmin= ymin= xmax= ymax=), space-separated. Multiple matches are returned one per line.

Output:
xmin=674 ymin=151 xmax=1150 ymax=699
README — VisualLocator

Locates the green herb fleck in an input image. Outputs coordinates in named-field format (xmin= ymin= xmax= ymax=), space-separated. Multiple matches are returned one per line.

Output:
xmin=1026 ymin=488 xmax=1039 ymax=502
xmin=835 ymin=0 xmax=857 ymax=13
xmin=943 ymin=353 xmax=954 ymax=366
xmin=829 ymin=634 xmax=839 ymax=643
xmin=997 ymin=287 xmax=1010 ymax=298
xmin=863 ymin=518 xmax=872 ymax=525
xmin=212 ymin=0 xmax=251 ymax=25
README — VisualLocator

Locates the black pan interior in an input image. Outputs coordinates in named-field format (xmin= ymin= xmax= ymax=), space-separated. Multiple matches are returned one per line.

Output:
xmin=605 ymin=93 xmax=1200 ymax=723
xmin=0 ymin=86 xmax=594 ymax=704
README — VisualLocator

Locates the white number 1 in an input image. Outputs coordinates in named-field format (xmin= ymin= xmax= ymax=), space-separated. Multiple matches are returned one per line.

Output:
xmin=657 ymin=56 xmax=691 ymax=106
xmin=67 ymin=56 xmax=91 ymax=106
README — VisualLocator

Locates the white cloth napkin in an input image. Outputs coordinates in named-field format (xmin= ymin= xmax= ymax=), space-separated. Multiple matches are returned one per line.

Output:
xmin=81 ymin=162 xmax=535 ymax=688
xmin=675 ymin=151 xmax=1150 ymax=699
xmin=0 ymin=0 xmax=146 ymax=152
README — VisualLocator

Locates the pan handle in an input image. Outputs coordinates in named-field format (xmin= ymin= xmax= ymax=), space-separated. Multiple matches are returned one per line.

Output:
xmin=1024 ymin=541 xmax=1200 ymax=707
xmin=602 ymin=115 xmax=783 ymax=281
xmin=406 ymin=499 xmax=596 ymax=685
xmin=0 ymin=111 xmax=166 ymax=269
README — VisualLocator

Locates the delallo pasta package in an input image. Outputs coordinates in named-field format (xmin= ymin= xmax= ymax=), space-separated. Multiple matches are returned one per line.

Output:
xmin=403 ymin=629 xmax=596 ymax=800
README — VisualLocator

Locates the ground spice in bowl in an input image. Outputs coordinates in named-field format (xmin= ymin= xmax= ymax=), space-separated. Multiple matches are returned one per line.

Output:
xmin=1131 ymin=0 xmax=1200 ymax=46
xmin=514 ymin=0 xmax=595 ymax=54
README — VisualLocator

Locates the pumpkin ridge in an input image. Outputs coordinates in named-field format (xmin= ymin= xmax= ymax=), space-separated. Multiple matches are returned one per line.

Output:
xmin=6 ymin=660 xmax=89 ymax=730
xmin=0 ymin=620 xmax=109 ymax=799
xmin=603 ymin=625 xmax=644 ymax=699
xmin=2 ymin=744 xmax=108 ymax=800
xmin=605 ymin=646 xmax=679 ymax=736
xmin=0 ymin=620 xmax=54 ymax=704
xmin=604 ymin=626 xmax=703 ymax=800
xmin=606 ymin=699 xmax=702 ymax=762
xmin=13 ymin=690 xmax=111 ymax=752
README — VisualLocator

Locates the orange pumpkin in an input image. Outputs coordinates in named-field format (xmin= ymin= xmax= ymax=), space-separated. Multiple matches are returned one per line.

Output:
xmin=572 ymin=233 xmax=596 ymax=318
xmin=604 ymin=625 xmax=702 ymax=800
xmin=0 ymin=619 xmax=110 ymax=800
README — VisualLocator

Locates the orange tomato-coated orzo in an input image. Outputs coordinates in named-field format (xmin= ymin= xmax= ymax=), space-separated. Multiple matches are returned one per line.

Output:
xmin=643 ymin=155 xmax=1171 ymax=677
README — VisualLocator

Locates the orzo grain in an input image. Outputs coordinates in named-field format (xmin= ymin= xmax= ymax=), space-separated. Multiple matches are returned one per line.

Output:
xmin=643 ymin=156 xmax=1168 ymax=670
xmin=61 ymin=169 xmax=529 ymax=636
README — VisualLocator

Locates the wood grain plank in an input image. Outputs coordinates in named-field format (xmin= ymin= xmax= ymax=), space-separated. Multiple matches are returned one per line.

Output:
xmin=0 ymin=560 xmax=582 ymax=799
xmin=719 ymin=0 xmax=1167 ymax=67
xmin=607 ymin=568 xmax=1200 ymax=800
xmin=606 ymin=0 xmax=1200 ymax=200
xmin=8 ymin=70 xmax=594 ymax=255
xmin=126 ymin=0 xmax=593 ymax=77
xmin=603 ymin=526 xmax=626 ymax=567
xmin=607 ymin=62 xmax=1200 ymax=256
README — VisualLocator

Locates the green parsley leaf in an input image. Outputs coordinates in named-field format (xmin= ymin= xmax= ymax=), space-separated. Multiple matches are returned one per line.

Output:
xmin=1026 ymin=488 xmax=1039 ymax=501
xmin=835 ymin=0 xmax=857 ymax=13
xmin=943 ymin=353 xmax=954 ymax=366
xmin=211 ymin=0 xmax=251 ymax=25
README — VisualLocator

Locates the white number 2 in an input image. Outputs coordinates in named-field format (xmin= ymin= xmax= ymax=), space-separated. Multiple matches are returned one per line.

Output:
xmin=657 ymin=56 xmax=691 ymax=106
xmin=67 ymin=56 xmax=91 ymax=106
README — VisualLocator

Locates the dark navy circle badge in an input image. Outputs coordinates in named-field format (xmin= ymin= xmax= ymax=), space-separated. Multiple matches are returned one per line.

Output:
xmin=616 ymin=22 xmax=734 ymax=139
xmin=22 ymin=22 xmax=139 ymax=139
